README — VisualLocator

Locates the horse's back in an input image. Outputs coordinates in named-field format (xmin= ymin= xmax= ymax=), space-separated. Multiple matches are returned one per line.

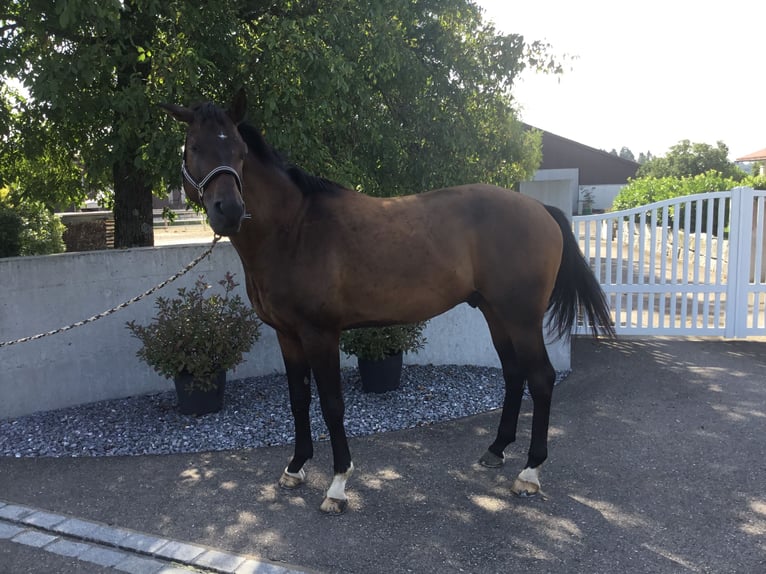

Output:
xmin=315 ymin=184 xmax=563 ymax=325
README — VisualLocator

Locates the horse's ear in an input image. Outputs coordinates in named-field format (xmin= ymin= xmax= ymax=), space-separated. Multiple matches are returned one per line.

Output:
xmin=159 ymin=103 xmax=194 ymax=124
xmin=228 ymin=88 xmax=247 ymax=124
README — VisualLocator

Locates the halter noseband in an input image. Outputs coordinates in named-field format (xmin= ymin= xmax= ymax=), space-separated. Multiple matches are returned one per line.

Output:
xmin=181 ymin=161 xmax=243 ymax=203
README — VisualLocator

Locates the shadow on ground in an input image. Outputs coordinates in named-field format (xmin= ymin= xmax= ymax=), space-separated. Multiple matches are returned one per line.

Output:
xmin=1 ymin=337 xmax=765 ymax=573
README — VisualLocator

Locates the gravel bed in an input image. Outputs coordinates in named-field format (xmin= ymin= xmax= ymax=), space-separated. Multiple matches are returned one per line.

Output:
xmin=0 ymin=365 xmax=568 ymax=458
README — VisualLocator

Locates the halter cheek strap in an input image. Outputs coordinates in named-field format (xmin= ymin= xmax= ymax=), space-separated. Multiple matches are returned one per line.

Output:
xmin=181 ymin=161 xmax=243 ymax=202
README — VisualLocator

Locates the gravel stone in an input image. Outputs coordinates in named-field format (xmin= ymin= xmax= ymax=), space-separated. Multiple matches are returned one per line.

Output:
xmin=0 ymin=365 xmax=568 ymax=458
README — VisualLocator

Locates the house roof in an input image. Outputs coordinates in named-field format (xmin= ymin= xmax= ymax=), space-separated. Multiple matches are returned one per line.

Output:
xmin=735 ymin=148 xmax=766 ymax=162
xmin=525 ymin=124 xmax=640 ymax=185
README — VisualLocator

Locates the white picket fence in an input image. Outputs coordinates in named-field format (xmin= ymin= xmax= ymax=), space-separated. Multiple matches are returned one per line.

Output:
xmin=572 ymin=187 xmax=766 ymax=338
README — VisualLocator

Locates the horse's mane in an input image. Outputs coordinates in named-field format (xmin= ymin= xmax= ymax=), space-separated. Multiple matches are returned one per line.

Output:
xmin=236 ymin=121 xmax=345 ymax=196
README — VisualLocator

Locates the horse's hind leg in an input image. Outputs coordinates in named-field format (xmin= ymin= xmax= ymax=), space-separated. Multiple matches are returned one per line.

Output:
xmin=479 ymin=305 xmax=556 ymax=496
xmin=478 ymin=307 xmax=526 ymax=469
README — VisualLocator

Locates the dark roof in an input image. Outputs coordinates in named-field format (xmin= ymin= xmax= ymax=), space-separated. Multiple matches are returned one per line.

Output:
xmin=525 ymin=125 xmax=640 ymax=185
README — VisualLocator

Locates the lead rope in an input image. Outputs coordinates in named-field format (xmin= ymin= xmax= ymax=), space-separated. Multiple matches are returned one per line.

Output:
xmin=0 ymin=236 xmax=222 ymax=348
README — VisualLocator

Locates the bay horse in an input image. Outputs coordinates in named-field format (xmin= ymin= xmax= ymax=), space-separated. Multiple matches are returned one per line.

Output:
xmin=161 ymin=90 xmax=614 ymax=514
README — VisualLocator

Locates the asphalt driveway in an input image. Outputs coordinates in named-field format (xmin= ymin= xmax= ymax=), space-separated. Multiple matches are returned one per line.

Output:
xmin=1 ymin=336 xmax=765 ymax=573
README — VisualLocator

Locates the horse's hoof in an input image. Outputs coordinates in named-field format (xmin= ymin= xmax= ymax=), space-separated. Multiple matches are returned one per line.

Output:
xmin=319 ymin=496 xmax=347 ymax=515
xmin=511 ymin=467 xmax=541 ymax=497
xmin=278 ymin=468 xmax=306 ymax=489
xmin=478 ymin=450 xmax=505 ymax=468
xmin=511 ymin=478 xmax=540 ymax=497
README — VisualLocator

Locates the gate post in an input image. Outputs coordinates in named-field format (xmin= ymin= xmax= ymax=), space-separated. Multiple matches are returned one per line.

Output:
xmin=726 ymin=187 xmax=754 ymax=338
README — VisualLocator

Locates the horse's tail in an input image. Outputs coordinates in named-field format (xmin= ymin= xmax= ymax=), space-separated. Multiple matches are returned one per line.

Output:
xmin=545 ymin=205 xmax=616 ymax=340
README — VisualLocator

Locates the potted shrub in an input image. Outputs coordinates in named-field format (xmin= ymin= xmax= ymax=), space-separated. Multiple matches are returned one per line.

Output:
xmin=127 ymin=273 xmax=261 ymax=415
xmin=580 ymin=187 xmax=595 ymax=215
xmin=340 ymin=322 xmax=427 ymax=393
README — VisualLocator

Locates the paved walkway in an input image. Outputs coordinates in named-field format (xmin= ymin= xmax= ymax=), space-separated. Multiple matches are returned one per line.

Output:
xmin=0 ymin=500 xmax=307 ymax=573
xmin=1 ymin=337 xmax=765 ymax=573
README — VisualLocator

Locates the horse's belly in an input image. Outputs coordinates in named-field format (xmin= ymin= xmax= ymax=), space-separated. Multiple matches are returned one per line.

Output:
xmin=341 ymin=269 xmax=472 ymax=326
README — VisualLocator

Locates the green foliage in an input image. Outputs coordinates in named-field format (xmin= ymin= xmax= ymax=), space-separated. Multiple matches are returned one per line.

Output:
xmin=340 ymin=322 xmax=428 ymax=361
xmin=613 ymin=170 xmax=741 ymax=211
xmin=744 ymin=174 xmax=766 ymax=190
xmin=611 ymin=170 xmax=762 ymax=237
xmin=618 ymin=147 xmax=635 ymax=162
xmin=637 ymin=140 xmax=745 ymax=180
xmin=0 ymin=204 xmax=23 ymax=257
xmin=2 ymin=0 xmax=556 ymax=245
xmin=0 ymin=193 xmax=66 ymax=257
xmin=1 ymin=86 xmax=89 ymax=210
xmin=243 ymin=1 xmax=548 ymax=194
xmin=17 ymin=202 xmax=66 ymax=255
xmin=126 ymin=274 xmax=261 ymax=389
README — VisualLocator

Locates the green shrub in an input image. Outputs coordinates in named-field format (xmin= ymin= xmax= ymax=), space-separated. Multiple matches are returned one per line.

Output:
xmin=0 ymin=205 xmax=23 ymax=258
xmin=744 ymin=174 xmax=766 ymax=190
xmin=340 ymin=322 xmax=428 ymax=361
xmin=612 ymin=170 xmax=763 ymax=237
xmin=17 ymin=201 xmax=66 ymax=256
xmin=613 ymin=170 xmax=740 ymax=211
xmin=0 ymin=198 xmax=66 ymax=257
xmin=127 ymin=274 xmax=261 ymax=389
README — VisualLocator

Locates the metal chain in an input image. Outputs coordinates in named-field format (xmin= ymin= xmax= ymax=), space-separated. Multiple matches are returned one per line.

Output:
xmin=0 ymin=236 xmax=222 ymax=348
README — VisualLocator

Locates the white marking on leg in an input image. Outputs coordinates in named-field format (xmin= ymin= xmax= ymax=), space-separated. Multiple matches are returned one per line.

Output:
xmin=517 ymin=466 xmax=540 ymax=487
xmin=326 ymin=462 xmax=354 ymax=501
xmin=218 ymin=132 xmax=228 ymax=140
xmin=512 ymin=465 xmax=542 ymax=497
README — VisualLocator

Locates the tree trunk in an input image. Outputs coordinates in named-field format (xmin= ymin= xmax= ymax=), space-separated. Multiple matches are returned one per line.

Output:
xmin=113 ymin=160 xmax=154 ymax=248
xmin=111 ymin=0 xmax=154 ymax=248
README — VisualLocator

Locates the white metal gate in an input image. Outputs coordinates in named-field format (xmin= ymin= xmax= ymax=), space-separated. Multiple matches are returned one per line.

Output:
xmin=572 ymin=187 xmax=766 ymax=338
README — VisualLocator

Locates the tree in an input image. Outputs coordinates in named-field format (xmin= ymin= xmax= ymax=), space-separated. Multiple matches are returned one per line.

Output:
xmin=2 ymin=1 xmax=558 ymax=246
xmin=618 ymin=146 xmax=635 ymax=162
xmin=2 ymin=0 xmax=247 ymax=247
xmin=637 ymin=151 xmax=654 ymax=165
xmin=637 ymin=140 xmax=745 ymax=180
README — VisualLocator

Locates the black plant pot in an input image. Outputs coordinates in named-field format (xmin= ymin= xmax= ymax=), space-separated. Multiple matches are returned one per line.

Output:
xmin=173 ymin=370 xmax=226 ymax=415
xmin=357 ymin=352 xmax=403 ymax=393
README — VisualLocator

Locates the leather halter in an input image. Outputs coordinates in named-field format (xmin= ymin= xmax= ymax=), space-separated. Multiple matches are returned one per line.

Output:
xmin=181 ymin=161 xmax=243 ymax=203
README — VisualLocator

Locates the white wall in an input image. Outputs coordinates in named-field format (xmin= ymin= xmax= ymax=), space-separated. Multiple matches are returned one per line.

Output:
xmin=526 ymin=168 xmax=579 ymax=214
xmin=0 ymin=243 xmax=570 ymax=420
xmin=579 ymin=184 xmax=624 ymax=213
xmin=528 ymin=168 xmax=625 ymax=214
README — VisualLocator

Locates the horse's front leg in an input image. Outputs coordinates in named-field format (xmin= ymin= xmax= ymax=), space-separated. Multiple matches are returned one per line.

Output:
xmin=302 ymin=330 xmax=353 ymax=514
xmin=276 ymin=332 xmax=313 ymax=489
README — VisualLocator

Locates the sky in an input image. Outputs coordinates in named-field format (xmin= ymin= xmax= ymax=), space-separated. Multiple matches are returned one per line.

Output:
xmin=476 ymin=0 xmax=766 ymax=161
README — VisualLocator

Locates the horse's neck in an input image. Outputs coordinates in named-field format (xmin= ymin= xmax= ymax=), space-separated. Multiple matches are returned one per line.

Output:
xmin=231 ymin=166 xmax=303 ymax=265
xmin=242 ymin=162 xmax=303 ymax=229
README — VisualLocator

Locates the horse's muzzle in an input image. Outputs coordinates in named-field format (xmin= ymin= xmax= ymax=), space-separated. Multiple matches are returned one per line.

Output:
xmin=206 ymin=194 xmax=246 ymax=236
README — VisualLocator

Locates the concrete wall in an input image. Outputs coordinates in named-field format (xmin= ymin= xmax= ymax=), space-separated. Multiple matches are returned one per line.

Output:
xmin=0 ymin=243 xmax=570 ymax=420
xmin=526 ymin=169 xmax=625 ymax=215
xmin=523 ymin=168 xmax=579 ymax=214
xmin=578 ymin=184 xmax=625 ymax=213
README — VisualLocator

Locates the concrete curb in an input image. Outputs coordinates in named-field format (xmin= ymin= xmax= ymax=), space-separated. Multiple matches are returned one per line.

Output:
xmin=0 ymin=500 xmax=311 ymax=574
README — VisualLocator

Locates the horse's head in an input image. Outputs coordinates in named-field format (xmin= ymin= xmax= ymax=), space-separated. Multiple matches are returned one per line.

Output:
xmin=161 ymin=90 xmax=248 ymax=236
